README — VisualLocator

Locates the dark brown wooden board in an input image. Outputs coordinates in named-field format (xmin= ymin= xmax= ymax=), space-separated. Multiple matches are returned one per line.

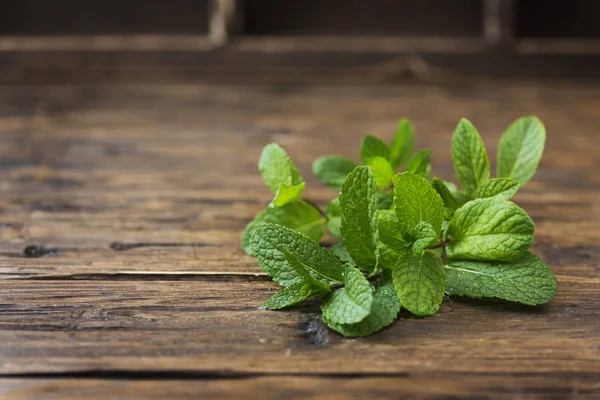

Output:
xmin=0 ymin=275 xmax=598 ymax=372
xmin=2 ymin=375 xmax=599 ymax=400
xmin=0 ymin=81 xmax=599 ymax=399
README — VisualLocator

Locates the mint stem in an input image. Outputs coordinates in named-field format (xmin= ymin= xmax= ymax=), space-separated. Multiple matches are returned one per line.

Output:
xmin=425 ymin=239 xmax=449 ymax=250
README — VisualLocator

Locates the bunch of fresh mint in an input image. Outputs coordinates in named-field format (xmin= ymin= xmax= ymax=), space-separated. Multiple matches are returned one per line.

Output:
xmin=242 ymin=117 xmax=557 ymax=337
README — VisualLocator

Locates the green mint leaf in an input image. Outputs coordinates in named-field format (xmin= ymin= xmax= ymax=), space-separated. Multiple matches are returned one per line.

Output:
xmin=326 ymin=197 xmax=340 ymax=216
xmin=377 ymin=210 xmax=408 ymax=251
xmin=443 ymin=180 xmax=458 ymax=192
xmin=365 ymin=156 xmax=394 ymax=189
xmin=340 ymin=166 xmax=379 ymax=272
xmin=445 ymin=252 xmax=557 ymax=306
xmin=393 ymin=172 xmax=444 ymax=239
xmin=451 ymin=118 xmax=490 ymax=194
xmin=473 ymin=178 xmax=520 ymax=200
xmin=330 ymin=242 xmax=354 ymax=264
xmin=261 ymin=282 xmax=322 ymax=310
xmin=390 ymin=118 xmax=415 ymax=169
xmin=259 ymin=144 xmax=303 ymax=192
xmin=447 ymin=198 xmax=534 ymax=262
xmin=328 ymin=218 xmax=342 ymax=240
xmin=259 ymin=144 xmax=305 ymax=206
xmin=405 ymin=149 xmax=431 ymax=178
xmin=258 ymin=143 xmax=304 ymax=207
xmin=360 ymin=135 xmax=391 ymax=164
xmin=272 ymin=183 xmax=305 ymax=207
xmin=378 ymin=242 xmax=404 ymax=270
xmin=376 ymin=192 xmax=394 ymax=210
xmin=392 ymin=250 xmax=445 ymax=317
xmin=497 ymin=116 xmax=546 ymax=185
xmin=283 ymin=247 xmax=333 ymax=289
xmin=325 ymin=197 xmax=342 ymax=240
xmin=312 ymin=156 xmax=358 ymax=191
xmin=250 ymin=223 xmax=343 ymax=286
xmin=261 ymin=248 xmax=332 ymax=309
xmin=323 ymin=271 xmax=400 ymax=337
xmin=442 ymin=181 xmax=470 ymax=208
xmin=321 ymin=264 xmax=374 ymax=324
xmin=432 ymin=178 xmax=459 ymax=211
xmin=412 ymin=221 xmax=438 ymax=254
xmin=242 ymin=201 xmax=324 ymax=255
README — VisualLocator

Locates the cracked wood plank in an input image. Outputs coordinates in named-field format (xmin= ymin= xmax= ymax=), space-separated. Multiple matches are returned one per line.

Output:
xmin=2 ymin=374 xmax=599 ymax=400
xmin=0 ymin=83 xmax=599 ymax=278
xmin=0 ymin=274 xmax=598 ymax=376
xmin=0 ymin=80 xmax=599 ymax=398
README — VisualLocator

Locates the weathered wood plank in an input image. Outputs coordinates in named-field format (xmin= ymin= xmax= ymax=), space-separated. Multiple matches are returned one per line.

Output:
xmin=0 ymin=81 xmax=599 ymax=398
xmin=3 ymin=375 xmax=599 ymax=400
xmin=0 ymin=273 xmax=597 ymax=375
xmin=0 ymin=83 xmax=599 ymax=278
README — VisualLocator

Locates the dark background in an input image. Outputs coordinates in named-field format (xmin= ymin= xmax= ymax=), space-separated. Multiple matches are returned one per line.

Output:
xmin=1 ymin=0 xmax=599 ymax=37
xmin=0 ymin=0 xmax=599 ymax=83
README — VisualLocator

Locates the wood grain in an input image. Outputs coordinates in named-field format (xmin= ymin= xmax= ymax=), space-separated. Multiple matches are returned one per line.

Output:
xmin=0 ymin=275 xmax=598 ymax=376
xmin=3 ymin=375 xmax=599 ymax=400
xmin=0 ymin=81 xmax=599 ymax=398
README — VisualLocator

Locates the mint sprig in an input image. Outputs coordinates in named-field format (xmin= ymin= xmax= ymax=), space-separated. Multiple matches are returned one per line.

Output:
xmin=259 ymin=143 xmax=305 ymax=207
xmin=243 ymin=116 xmax=557 ymax=337
xmin=241 ymin=201 xmax=324 ymax=255
xmin=321 ymin=263 xmax=374 ymax=325
xmin=339 ymin=166 xmax=379 ymax=273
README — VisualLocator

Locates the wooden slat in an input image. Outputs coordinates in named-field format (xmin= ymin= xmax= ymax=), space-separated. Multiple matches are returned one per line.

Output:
xmin=517 ymin=39 xmax=600 ymax=55
xmin=209 ymin=0 xmax=244 ymax=46
xmin=3 ymin=375 xmax=600 ymax=400
xmin=0 ymin=83 xmax=599 ymax=278
xmin=0 ymin=274 xmax=598 ymax=375
xmin=0 ymin=35 xmax=487 ymax=54
xmin=234 ymin=36 xmax=488 ymax=54
xmin=483 ymin=0 xmax=515 ymax=47
xmin=0 ymin=35 xmax=213 ymax=52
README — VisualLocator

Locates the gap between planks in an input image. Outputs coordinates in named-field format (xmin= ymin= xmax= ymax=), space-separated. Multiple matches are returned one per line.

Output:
xmin=14 ymin=270 xmax=270 ymax=282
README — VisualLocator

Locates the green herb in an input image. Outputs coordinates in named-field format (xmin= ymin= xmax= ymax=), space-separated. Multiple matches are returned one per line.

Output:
xmin=431 ymin=178 xmax=459 ymax=215
xmin=242 ymin=201 xmax=324 ymax=255
xmin=259 ymin=144 xmax=305 ymax=207
xmin=324 ymin=197 xmax=342 ymax=240
xmin=411 ymin=221 xmax=438 ymax=254
xmin=364 ymin=156 xmax=394 ymax=189
xmin=261 ymin=248 xmax=332 ymax=310
xmin=445 ymin=253 xmax=556 ymax=306
xmin=243 ymin=116 xmax=557 ymax=337
xmin=452 ymin=118 xmax=490 ymax=194
xmin=390 ymin=118 xmax=415 ymax=169
xmin=323 ymin=270 xmax=400 ymax=337
xmin=312 ymin=156 xmax=358 ymax=191
xmin=472 ymin=178 xmax=520 ymax=200
xmin=377 ymin=210 xmax=407 ymax=251
xmin=405 ymin=149 xmax=431 ymax=178
xmin=250 ymin=223 xmax=342 ymax=286
xmin=497 ymin=116 xmax=546 ymax=185
xmin=321 ymin=263 xmax=374 ymax=324
xmin=393 ymin=250 xmax=445 ymax=317
xmin=360 ymin=134 xmax=391 ymax=163
xmin=393 ymin=172 xmax=444 ymax=240
xmin=339 ymin=166 xmax=379 ymax=273
xmin=329 ymin=242 xmax=354 ymax=264
xmin=447 ymin=198 xmax=534 ymax=262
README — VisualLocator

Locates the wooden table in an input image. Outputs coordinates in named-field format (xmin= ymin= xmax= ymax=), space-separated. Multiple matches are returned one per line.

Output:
xmin=0 ymin=80 xmax=598 ymax=399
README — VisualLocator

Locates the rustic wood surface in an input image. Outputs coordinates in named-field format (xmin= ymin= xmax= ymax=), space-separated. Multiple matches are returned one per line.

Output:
xmin=0 ymin=81 xmax=599 ymax=399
